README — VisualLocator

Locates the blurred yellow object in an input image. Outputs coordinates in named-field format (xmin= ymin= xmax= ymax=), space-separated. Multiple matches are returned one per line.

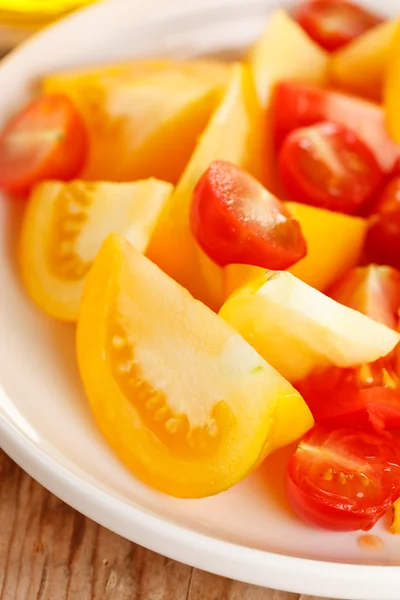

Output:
xmin=0 ymin=0 xmax=98 ymax=51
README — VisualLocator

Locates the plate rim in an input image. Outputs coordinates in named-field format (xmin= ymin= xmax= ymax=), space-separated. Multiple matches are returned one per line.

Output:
xmin=1 ymin=0 xmax=400 ymax=598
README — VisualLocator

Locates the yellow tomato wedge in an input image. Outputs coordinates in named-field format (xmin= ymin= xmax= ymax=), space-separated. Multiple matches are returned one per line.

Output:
xmin=146 ymin=63 xmax=264 ymax=311
xmin=330 ymin=20 xmax=396 ymax=102
xmin=385 ymin=19 xmax=400 ymax=143
xmin=392 ymin=500 xmax=400 ymax=534
xmin=249 ymin=10 xmax=329 ymax=190
xmin=220 ymin=271 xmax=400 ymax=384
xmin=77 ymin=234 xmax=313 ymax=498
xmin=224 ymin=202 xmax=367 ymax=298
xmin=44 ymin=59 xmax=229 ymax=184
xmin=19 ymin=179 xmax=172 ymax=321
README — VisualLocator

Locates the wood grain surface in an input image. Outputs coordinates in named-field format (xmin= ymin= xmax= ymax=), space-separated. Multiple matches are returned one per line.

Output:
xmin=0 ymin=450 xmax=331 ymax=600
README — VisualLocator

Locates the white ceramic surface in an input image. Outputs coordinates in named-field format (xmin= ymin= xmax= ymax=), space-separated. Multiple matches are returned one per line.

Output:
xmin=1 ymin=1 xmax=400 ymax=598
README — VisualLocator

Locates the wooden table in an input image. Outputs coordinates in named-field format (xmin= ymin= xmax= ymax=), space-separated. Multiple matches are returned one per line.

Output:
xmin=0 ymin=450 xmax=328 ymax=600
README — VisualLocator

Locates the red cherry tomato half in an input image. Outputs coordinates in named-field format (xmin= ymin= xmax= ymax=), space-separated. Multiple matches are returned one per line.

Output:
xmin=286 ymin=425 xmax=400 ymax=531
xmin=365 ymin=177 xmax=400 ymax=270
xmin=329 ymin=264 xmax=400 ymax=330
xmin=0 ymin=94 xmax=87 ymax=196
xmin=294 ymin=0 xmax=383 ymax=52
xmin=297 ymin=358 xmax=400 ymax=435
xmin=278 ymin=121 xmax=383 ymax=214
xmin=272 ymin=82 xmax=400 ymax=173
xmin=190 ymin=160 xmax=307 ymax=269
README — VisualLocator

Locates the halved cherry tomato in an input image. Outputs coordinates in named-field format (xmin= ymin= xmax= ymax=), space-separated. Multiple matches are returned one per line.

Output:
xmin=365 ymin=177 xmax=400 ymax=270
xmin=278 ymin=121 xmax=383 ymax=214
xmin=286 ymin=425 xmax=400 ymax=531
xmin=190 ymin=160 xmax=307 ymax=269
xmin=0 ymin=95 xmax=87 ymax=196
xmin=272 ymin=82 xmax=400 ymax=173
xmin=294 ymin=0 xmax=383 ymax=52
xmin=297 ymin=358 xmax=400 ymax=435
xmin=329 ymin=265 xmax=400 ymax=330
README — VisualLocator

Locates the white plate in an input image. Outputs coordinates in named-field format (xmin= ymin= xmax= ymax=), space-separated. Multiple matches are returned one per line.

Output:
xmin=1 ymin=1 xmax=400 ymax=598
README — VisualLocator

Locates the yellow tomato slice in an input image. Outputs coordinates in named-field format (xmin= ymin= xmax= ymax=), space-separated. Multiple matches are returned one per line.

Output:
xmin=392 ymin=499 xmax=400 ymax=534
xmin=146 ymin=63 xmax=264 ymax=311
xmin=77 ymin=234 xmax=313 ymax=498
xmin=19 ymin=179 xmax=172 ymax=321
xmin=44 ymin=59 xmax=229 ymax=184
xmin=224 ymin=202 xmax=367 ymax=299
xmin=330 ymin=20 xmax=396 ymax=102
xmin=385 ymin=18 xmax=400 ymax=143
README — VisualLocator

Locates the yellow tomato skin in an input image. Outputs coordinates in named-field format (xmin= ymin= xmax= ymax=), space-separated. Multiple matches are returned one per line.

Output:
xmin=44 ymin=59 xmax=229 ymax=185
xmin=385 ymin=19 xmax=400 ymax=143
xmin=19 ymin=179 xmax=172 ymax=321
xmin=146 ymin=63 xmax=265 ymax=311
xmin=330 ymin=20 xmax=396 ymax=102
xmin=224 ymin=203 xmax=367 ymax=299
xmin=77 ymin=234 xmax=313 ymax=498
xmin=392 ymin=500 xmax=400 ymax=534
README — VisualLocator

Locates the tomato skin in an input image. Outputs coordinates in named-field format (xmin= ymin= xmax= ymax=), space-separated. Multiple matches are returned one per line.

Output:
xmin=286 ymin=426 xmax=400 ymax=532
xmin=294 ymin=0 xmax=383 ymax=52
xmin=190 ymin=160 xmax=307 ymax=269
xmin=329 ymin=265 xmax=400 ymax=330
xmin=272 ymin=82 xmax=400 ymax=173
xmin=0 ymin=94 xmax=87 ymax=196
xmin=365 ymin=177 xmax=400 ymax=270
xmin=278 ymin=121 xmax=383 ymax=214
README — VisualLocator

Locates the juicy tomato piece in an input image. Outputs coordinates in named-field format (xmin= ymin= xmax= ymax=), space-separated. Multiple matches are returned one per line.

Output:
xmin=286 ymin=425 xmax=400 ymax=531
xmin=0 ymin=95 xmax=87 ymax=196
xmin=294 ymin=0 xmax=383 ymax=52
xmin=77 ymin=233 xmax=313 ymax=498
xmin=392 ymin=499 xmax=400 ymax=534
xmin=278 ymin=121 xmax=383 ymax=214
xmin=329 ymin=265 xmax=400 ymax=330
xmin=19 ymin=179 xmax=173 ymax=321
xmin=272 ymin=82 xmax=400 ymax=173
xmin=190 ymin=160 xmax=307 ymax=269
xmin=297 ymin=358 xmax=400 ymax=435
xmin=365 ymin=177 xmax=400 ymax=270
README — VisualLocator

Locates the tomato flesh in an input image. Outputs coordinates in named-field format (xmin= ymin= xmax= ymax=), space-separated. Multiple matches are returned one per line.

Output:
xmin=286 ymin=425 xmax=400 ymax=531
xmin=329 ymin=265 xmax=400 ymax=330
xmin=294 ymin=0 xmax=383 ymax=52
xmin=365 ymin=177 xmax=400 ymax=270
xmin=297 ymin=358 xmax=400 ymax=435
xmin=272 ymin=82 xmax=400 ymax=173
xmin=278 ymin=121 xmax=383 ymax=214
xmin=190 ymin=160 xmax=307 ymax=269
xmin=0 ymin=94 xmax=87 ymax=196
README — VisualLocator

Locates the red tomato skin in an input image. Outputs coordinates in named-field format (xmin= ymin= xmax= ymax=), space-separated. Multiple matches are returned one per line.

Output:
xmin=295 ymin=0 xmax=383 ymax=52
xmin=278 ymin=121 xmax=383 ymax=214
xmin=0 ymin=95 xmax=87 ymax=197
xmin=190 ymin=160 xmax=307 ymax=269
xmin=272 ymin=82 xmax=400 ymax=173
xmin=286 ymin=426 xmax=400 ymax=532
xmin=365 ymin=179 xmax=400 ymax=270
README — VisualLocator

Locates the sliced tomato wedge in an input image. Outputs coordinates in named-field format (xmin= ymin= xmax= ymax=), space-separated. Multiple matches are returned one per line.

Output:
xmin=297 ymin=358 xmax=400 ymax=435
xmin=294 ymin=0 xmax=383 ymax=52
xmin=278 ymin=121 xmax=383 ymax=214
xmin=365 ymin=177 xmax=400 ymax=270
xmin=0 ymin=94 xmax=87 ymax=196
xmin=190 ymin=160 xmax=307 ymax=269
xmin=272 ymin=82 xmax=400 ymax=173
xmin=286 ymin=425 xmax=400 ymax=531
xmin=329 ymin=265 xmax=400 ymax=330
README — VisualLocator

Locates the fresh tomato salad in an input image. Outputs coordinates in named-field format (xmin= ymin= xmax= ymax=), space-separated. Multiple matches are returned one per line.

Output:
xmin=2 ymin=0 xmax=400 ymax=534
